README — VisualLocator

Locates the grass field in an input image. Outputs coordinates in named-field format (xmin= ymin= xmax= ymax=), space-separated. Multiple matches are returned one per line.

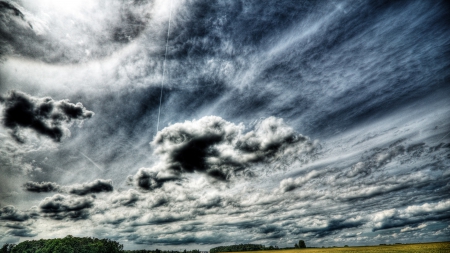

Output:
xmin=227 ymin=242 xmax=450 ymax=253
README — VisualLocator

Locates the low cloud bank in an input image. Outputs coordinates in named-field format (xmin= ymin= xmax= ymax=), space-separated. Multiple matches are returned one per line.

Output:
xmin=23 ymin=179 xmax=113 ymax=196
xmin=23 ymin=181 xmax=59 ymax=193
xmin=372 ymin=200 xmax=450 ymax=231
xmin=0 ymin=206 xmax=31 ymax=222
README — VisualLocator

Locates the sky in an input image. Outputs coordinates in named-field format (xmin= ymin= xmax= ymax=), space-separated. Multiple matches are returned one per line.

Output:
xmin=0 ymin=0 xmax=449 ymax=250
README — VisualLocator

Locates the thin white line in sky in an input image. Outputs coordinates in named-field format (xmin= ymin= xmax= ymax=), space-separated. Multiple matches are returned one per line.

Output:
xmin=80 ymin=151 xmax=103 ymax=172
xmin=157 ymin=0 xmax=173 ymax=134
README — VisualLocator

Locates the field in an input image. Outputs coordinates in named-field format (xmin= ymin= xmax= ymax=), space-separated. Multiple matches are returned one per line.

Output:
xmin=227 ymin=242 xmax=450 ymax=253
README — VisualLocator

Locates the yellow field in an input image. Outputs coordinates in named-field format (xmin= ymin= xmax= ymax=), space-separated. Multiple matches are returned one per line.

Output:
xmin=227 ymin=242 xmax=450 ymax=253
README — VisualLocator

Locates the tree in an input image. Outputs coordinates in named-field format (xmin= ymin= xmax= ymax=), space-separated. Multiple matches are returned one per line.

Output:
xmin=294 ymin=243 xmax=298 ymax=248
xmin=11 ymin=236 xmax=123 ymax=252
xmin=1 ymin=244 xmax=15 ymax=253
xmin=1 ymin=244 xmax=9 ymax=253
xmin=298 ymin=240 xmax=306 ymax=248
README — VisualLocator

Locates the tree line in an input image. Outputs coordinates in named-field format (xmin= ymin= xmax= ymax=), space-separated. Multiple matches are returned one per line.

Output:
xmin=1 ymin=236 xmax=123 ymax=253
xmin=2 ymin=236 xmax=307 ymax=253
xmin=210 ymin=244 xmax=266 ymax=253
xmin=1 ymin=237 xmax=204 ymax=253
xmin=125 ymin=250 xmax=201 ymax=253
xmin=209 ymin=241 xmax=306 ymax=253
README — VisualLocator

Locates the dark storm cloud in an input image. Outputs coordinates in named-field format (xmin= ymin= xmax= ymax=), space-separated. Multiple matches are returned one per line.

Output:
xmin=4 ymin=222 xmax=27 ymax=229
xmin=132 ymin=116 xmax=316 ymax=189
xmin=254 ymin=212 xmax=367 ymax=239
xmin=310 ymin=217 xmax=365 ymax=238
xmin=0 ymin=206 xmax=30 ymax=222
xmin=254 ymin=224 xmax=287 ymax=240
xmin=0 ymin=1 xmax=24 ymax=20
xmin=39 ymin=194 xmax=94 ymax=220
xmin=130 ymin=168 xmax=179 ymax=191
xmin=68 ymin=179 xmax=113 ymax=196
xmin=6 ymin=228 xmax=36 ymax=237
xmin=23 ymin=181 xmax=60 ymax=193
xmin=0 ymin=90 xmax=94 ymax=142
xmin=215 ymin=219 xmax=266 ymax=230
xmin=132 ymin=213 xmax=190 ymax=226
xmin=135 ymin=232 xmax=228 ymax=246
xmin=23 ymin=179 xmax=113 ymax=196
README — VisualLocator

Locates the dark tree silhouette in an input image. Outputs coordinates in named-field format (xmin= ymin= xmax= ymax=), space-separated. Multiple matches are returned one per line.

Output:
xmin=10 ymin=235 xmax=123 ymax=252
xmin=1 ymin=243 xmax=15 ymax=253
xmin=298 ymin=240 xmax=306 ymax=248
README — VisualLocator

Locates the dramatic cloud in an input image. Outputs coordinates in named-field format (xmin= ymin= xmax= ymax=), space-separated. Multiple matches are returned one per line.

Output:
xmin=132 ymin=212 xmax=191 ymax=226
xmin=130 ymin=168 xmax=179 ymax=191
xmin=67 ymin=179 xmax=114 ymax=196
xmin=0 ymin=0 xmax=449 ymax=249
xmin=0 ymin=0 xmax=27 ymax=60
xmin=132 ymin=116 xmax=317 ymax=189
xmin=23 ymin=179 xmax=113 ymax=196
xmin=39 ymin=194 xmax=94 ymax=220
xmin=372 ymin=200 xmax=450 ymax=231
xmin=279 ymin=169 xmax=329 ymax=192
xmin=293 ymin=216 xmax=366 ymax=238
xmin=0 ymin=1 xmax=24 ymax=20
xmin=23 ymin=181 xmax=60 ymax=193
xmin=0 ymin=0 xmax=154 ymax=63
xmin=0 ymin=90 xmax=94 ymax=142
xmin=0 ymin=206 xmax=30 ymax=222
xmin=111 ymin=189 xmax=140 ymax=207
xmin=6 ymin=228 xmax=37 ymax=237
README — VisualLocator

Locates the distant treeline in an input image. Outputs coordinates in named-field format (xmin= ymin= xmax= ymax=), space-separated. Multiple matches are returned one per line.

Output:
xmin=1 ymin=237 xmax=203 ymax=253
xmin=1 ymin=235 xmax=123 ymax=253
xmin=209 ymin=241 xmax=310 ymax=253
xmin=125 ymin=250 xmax=201 ymax=253
xmin=2 ymin=237 xmax=300 ymax=253
xmin=210 ymin=244 xmax=275 ymax=253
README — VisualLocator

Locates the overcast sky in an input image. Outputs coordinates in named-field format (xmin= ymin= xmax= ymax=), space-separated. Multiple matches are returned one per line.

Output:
xmin=0 ymin=0 xmax=449 ymax=250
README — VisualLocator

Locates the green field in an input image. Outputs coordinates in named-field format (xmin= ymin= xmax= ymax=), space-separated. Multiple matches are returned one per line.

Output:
xmin=226 ymin=242 xmax=450 ymax=253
